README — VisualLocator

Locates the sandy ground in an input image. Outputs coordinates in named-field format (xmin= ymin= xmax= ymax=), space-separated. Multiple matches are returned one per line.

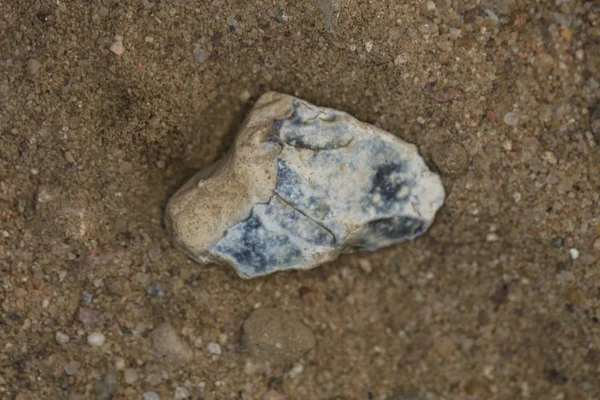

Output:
xmin=1 ymin=0 xmax=600 ymax=399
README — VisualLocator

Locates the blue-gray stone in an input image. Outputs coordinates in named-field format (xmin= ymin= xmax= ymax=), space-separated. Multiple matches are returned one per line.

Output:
xmin=166 ymin=92 xmax=445 ymax=278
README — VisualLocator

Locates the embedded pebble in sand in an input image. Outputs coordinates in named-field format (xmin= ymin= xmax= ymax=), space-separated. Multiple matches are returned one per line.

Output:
xmin=243 ymin=308 xmax=316 ymax=367
xmin=166 ymin=92 xmax=445 ymax=278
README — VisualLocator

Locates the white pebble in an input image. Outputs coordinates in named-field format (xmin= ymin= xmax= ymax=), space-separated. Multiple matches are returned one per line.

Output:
xmin=426 ymin=1 xmax=436 ymax=10
xmin=142 ymin=392 xmax=160 ymax=400
xmin=55 ymin=331 xmax=70 ymax=345
xmin=288 ymin=363 xmax=304 ymax=378
xmin=174 ymin=387 xmax=192 ymax=400
xmin=485 ymin=233 xmax=499 ymax=242
xmin=110 ymin=37 xmax=125 ymax=56
xmin=206 ymin=342 xmax=222 ymax=355
xmin=394 ymin=54 xmax=408 ymax=65
xmin=114 ymin=357 xmax=126 ymax=370
xmin=87 ymin=332 xmax=106 ymax=347
xmin=569 ymin=248 xmax=580 ymax=260
xmin=542 ymin=151 xmax=558 ymax=165
xmin=365 ymin=41 xmax=373 ymax=53
xmin=503 ymin=112 xmax=520 ymax=126
xmin=124 ymin=368 xmax=138 ymax=384
xmin=59 ymin=270 xmax=67 ymax=282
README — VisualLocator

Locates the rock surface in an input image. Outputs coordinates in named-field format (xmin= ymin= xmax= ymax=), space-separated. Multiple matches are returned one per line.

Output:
xmin=166 ymin=92 xmax=445 ymax=278
xmin=242 ymin=308 xmax=316 ymax=366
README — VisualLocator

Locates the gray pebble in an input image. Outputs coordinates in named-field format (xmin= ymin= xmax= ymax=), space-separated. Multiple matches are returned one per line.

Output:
xmin=64 ymin=361 xmax=81 ymax=376
xmin=142 ymin=392 xmax=160 ymax=400
xmin=124 ymin=368 xmax=138 ymax=384
xmin=27 ymin=58 xmax=41 ymax=75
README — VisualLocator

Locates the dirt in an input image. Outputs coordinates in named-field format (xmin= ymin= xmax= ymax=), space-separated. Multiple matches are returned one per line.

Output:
xmin=0 ymin=0 xmax=599 ymax=399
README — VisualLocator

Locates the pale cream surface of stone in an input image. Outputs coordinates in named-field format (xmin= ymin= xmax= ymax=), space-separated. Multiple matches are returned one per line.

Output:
xmin=165 ymin=92 xmax=293 ymax=260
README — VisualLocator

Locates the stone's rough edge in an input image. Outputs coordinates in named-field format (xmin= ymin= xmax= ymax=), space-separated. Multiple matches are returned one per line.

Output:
xmin=165 ymin=91 xmax=446 ymax=279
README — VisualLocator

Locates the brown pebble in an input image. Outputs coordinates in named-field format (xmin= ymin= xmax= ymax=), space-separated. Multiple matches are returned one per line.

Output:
xmin=431 ymin=141 xmax=469 ymax=176
xmin=151 ymin=322 xmax=192 ymax=364
xmin=243 ymin=308 xmax=315 ymax=367
xmin=463 ymin=379 xmax=491 ymax=398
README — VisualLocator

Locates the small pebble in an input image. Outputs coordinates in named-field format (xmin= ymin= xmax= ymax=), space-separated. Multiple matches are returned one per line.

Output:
xmin=114 ymin=357 xmax=126 ymax=370
xmin=239 ymin=90 xmax=251 ymax=102
xmin=551 ymin=237 xmax=564 ymax=249
xmin=206 ymin=342 xmax=222 ymax=356
xmin=569 ymin=248 xmax=580 ymax=260
xmin=64 ymin=361 xmax=81 ymax=376
xmin=542 ymin=151 xmax=558 ymax=165
xmin=27 ymin=58 xmax=41 ymax=75
xmin=151 ymin=322 xmax=192 ymax=363
xmin=87 ymin=332 xmax=106 ymax=347
xmin=593 ymin=238 xmax=600 ymax=252
xmin=503 ymin=112 xmax=520 ymax=126
xmin=55 ymin=331 xmax=70 ymax=345
xmin=124 ymin=368 xmax=138 ymax=384
xmin=110 ymin=36 xmax=125 ymax=56
xmin=193 ymin=44 xmax=206 ymax=64
xmin=142 ymin=392 xmax=160 ymax=400
xmin=431 ymin=141 xmax=469 ymax=176
xmin=173 ymin=387 xmax=192 ymax=400
xmin=287 ymin=363 xmax=304 ymax=378
xmin=485 ymin=233 xmax=499 ymax=242
xmin=394 ymin=54 xmax=408 ymax=65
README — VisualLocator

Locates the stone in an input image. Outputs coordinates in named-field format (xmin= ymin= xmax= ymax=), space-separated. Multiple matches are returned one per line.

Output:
xmin=124 ymin=368 xmax=138 ymax=384
xmin=27 ymin=59 xmax=41 ymax=75
xmin=64 ymin=361 xmax=81 ymax=376
xmin=431 ymin=141 xmax=469 ymax=176
xmin=173 ymin=387 xmax=192 ymax=400
xmin=55 ymin=331 xmax=70 ymax=345
xmin=242 ymin=308 xmax=316 ymax=366
xmin=87 ymin=332 xmax=106 ymax=347
xmin=151 ymin=322 xmax=192 ymax=364
xmin=142 ymin=392 xmax=160 ymax=400
xmin=206 ymin=342 xmax=222 ymax=356
xmin=165 ymin=92 xmax=445 ymax=278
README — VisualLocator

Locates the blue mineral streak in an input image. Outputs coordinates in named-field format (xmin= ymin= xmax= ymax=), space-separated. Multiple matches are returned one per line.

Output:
xmin=211 ymin=100 xmax=433 ymax=278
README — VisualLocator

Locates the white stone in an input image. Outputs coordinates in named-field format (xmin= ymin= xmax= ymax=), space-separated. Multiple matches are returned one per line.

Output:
xmin=569 ymin=248 xmax=580 ymax=260
xmin=55 ymin=331 xmax=70 ymax=345
xmin=142 ymin=392 xmax=160 ymax=400
xmin=174 ymin=387 xmax=192 ymax=400
xmin=166 ymin=92 xmax=445 ymax=278
xmin=206 ymin=342 xmax=222 ymax=356
xmin=87 ymin=332 xmax=106 ymax=347
xmin=124 ymin=368 xmax=138 ymax=384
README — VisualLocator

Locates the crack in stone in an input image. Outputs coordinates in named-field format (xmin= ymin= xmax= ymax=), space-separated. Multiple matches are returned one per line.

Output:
xmin=273 ymin=192 xmax=338 ymax=246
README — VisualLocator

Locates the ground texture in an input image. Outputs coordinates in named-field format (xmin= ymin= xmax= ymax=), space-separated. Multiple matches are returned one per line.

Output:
xmin=0 ymin=0 xmax=599 ymax=399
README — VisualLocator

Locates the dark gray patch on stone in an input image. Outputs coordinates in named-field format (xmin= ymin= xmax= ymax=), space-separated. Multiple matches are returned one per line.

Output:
xmin=274 ymin=158 xmax=332 ymax=221
xmin=369 ymin=162 xmax=413 ymax=208
xmin=275 ymin=100 xmax=354 ymax=150
xmin=348 ymin=216 xmax=426 ymax=250
xmin=212 ymin=196 xmax=336 ymax=277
